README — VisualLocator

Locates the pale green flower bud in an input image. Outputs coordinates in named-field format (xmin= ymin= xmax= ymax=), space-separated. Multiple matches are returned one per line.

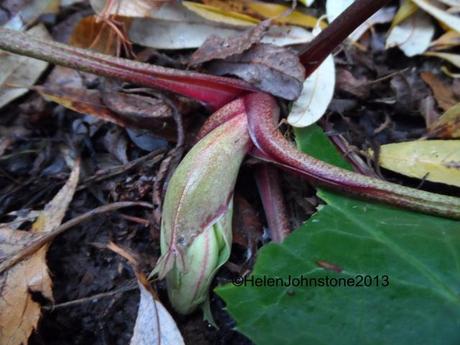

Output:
xmin=153 ymin=102 xmax=250 ymax=317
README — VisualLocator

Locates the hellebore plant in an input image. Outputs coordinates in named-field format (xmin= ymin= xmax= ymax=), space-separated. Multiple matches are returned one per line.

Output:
xmin=1 ymin=0 xmax=460 ymax=316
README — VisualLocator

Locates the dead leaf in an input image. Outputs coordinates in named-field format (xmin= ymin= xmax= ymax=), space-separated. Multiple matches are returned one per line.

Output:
xmin=106 ymin=243 xmax=185 ymax=345
xmin=90 ymin=0 xmax=166 ymax=17
xmin=386 ymin=10 xmax=434 ymax=57
xmin=370 ymin=140 xmax=460 ymax=187
xmin=392 ymin=0 xmax=418 ymax=27
xmin=428 ymin=102 xmax=460 ymax=138
xmin=0 ymin=160 xmax=80 ymax=345
xmin=425 ymin=51 xmax=460 ymax=68
xmin=189 ymin=20 xmax=270 ymax=66
xmin=183 ymin=1 xmax=258 ymax=26
xmin=421 ymin=71 xmax=458 ymax=111
xmin=288 ymin=54 xmax=335 ymax=127
xmin=207 ymin=44 xmax=305 ymax=100
xmin=35 ymin=86 xmax=175 ymax=135
xmin=335 ymin=68 xmax=369 ymax=99
xmin=128 ymin=3 xmax=311 ymax=50
xmin=0 ymin=24 xmax=50 ymax=109
xmin=411 ymin=0 xmax=460 ymax=33
xmin=430 ymin=30 xmax=460 ymax=51
xmin=69 ymin=15 xmax=132 ymax=55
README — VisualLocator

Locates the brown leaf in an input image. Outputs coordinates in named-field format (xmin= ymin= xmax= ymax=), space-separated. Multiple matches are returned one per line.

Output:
xmin=428 ymin=103 xmax=460 ymax=139
xmin=421 ymin=71 xmax=458 ymax=112
xmin=336 ymin=68 xmax=369 ymax=99
xmin=189 ymin=20 xmax=270 ymax=66
xmin=35 ymin=86 xmax=175 ymax=136
xmin=0 ymin=161 xmax=80 ymax=345
xmin=207 ymin=43 xmax=305 ymax=100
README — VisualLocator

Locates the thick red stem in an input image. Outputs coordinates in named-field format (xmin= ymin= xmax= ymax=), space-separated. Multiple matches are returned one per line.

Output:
xmin=299 ymin=0 xmax=391 ymax=76
xmin=0 ymin=28 xmax=255 ymax=110
xmin=254 ymin=165 xmax=290 ymax=243
xmin=244 ymin=93 xmax=460 ymax=219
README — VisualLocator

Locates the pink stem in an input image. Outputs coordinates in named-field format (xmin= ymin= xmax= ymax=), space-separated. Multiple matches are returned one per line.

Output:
xmin=244 ymin=93 xmax=460 ymax=219
xmin=254 ymin=165 xmax=290 ymax=243
xmin=0 ymin=28 xmax=255 ymax=110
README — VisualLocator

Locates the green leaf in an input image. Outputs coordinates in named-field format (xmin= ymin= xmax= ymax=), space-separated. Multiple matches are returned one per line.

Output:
xmin=216 ymin=125 xmax=460 ymax=345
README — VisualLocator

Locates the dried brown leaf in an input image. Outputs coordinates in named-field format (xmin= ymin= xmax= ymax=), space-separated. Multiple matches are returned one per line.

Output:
xmin=207 ymin=43 xmax=305 ymax=100
xmin=421 ymin=71 xmax=458 ymax=112
xmin=189 ymin=20 xmax=270 ymax=66
xmin=0 ymin=161 xmax=80 ymax=345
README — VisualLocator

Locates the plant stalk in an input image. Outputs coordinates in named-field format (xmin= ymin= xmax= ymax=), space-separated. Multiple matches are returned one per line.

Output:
xmin=0 ymin=28 xmax=255 ymax=109
xmin=299 ymin=0 xmax=391 ymax=75
xmin=245 ymin=93 xmax=460 ymax=220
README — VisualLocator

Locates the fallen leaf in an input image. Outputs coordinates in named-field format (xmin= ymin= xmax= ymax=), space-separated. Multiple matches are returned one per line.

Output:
xmin=207 ymin=44 xmax=305 ymax=100
xmin=0 ymin=24 xmax=50 ymax=109
xmin=106 ymin=243 xmax=185 ymax=345
xmin=201 ymin=0 xmax=246 ymax=13
xmin=90 ymin=0 xmax=165 ymax=17
xmin=288 ymin=53 xmax=335 ymax=127
xmin=386 ymin=10 xmax=434 ymax=57
xmin=128 ymin=4 xmax=311 ymax=50
xmin=425 ymin=51 xmax=460 ymax=68
xmin=2 ymin=0 xmax=58 ymax=29
xmin=299 ymin=0 xmax=316 ymax=6
xmin=391 ymin=0 xmax=418 ymax=27
xmin=326 ymin=0 xmax=396 ymax=41
xmin=335 ymin=68 xmax=369 ymax=99
xmin=69 ymin=15 xmax=132 ymax=55
xmin=35 ymin=86 xmax=175 ymax=135
xmin=430 ymin=30 xmax=460 ymax=50
xmin=428 ymin=103 xmax=460 ymax=138
xmin=0 ymin=160 xmax=80 ymax=345
xmin=421 ymin=71 xmax=458 ymax=111
xmin=411 ymin=0 xmax=460 ymax=32
xmin=183 ymin=1 xmax=259 ymax=26
xmin=247 ymin=2 xmax=323 ymax=29
xmin=189 ymin=20 xmax=270 ymax=66
xmin=371 ymin=140 xmax=460 ymax=187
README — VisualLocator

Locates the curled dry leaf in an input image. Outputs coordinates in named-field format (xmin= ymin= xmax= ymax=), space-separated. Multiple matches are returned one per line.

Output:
xmin=0 ymin=160 xmax=80 ymax=345
xmin=370 ymin=140 xmax=460 ymax=187
xmin=288 ymin=54 xmax=335 ymax=127
xmin=428 ymin=103 xmax=460 ymax=138
xmin=90 ymin=0 xmax=166 ymax=17
xmin=0 ymin=24 xmax=49 ymax=109
xmin=207 ymin=44 xmax=305 ymax=100
xmin=430 ymin=31 xmax=460 ymax=51
xmin=421 ymin=71 xmax=458 ymax=111
xmin=386 ymin=10 xmax=434 ymax=57
xmin=106 ymin=243 xmax=184 ymax=345
xmin=189 ymin=20 xmax=270 ymax=66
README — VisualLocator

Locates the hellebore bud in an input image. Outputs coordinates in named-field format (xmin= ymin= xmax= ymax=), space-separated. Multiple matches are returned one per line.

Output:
xmin=153 ymin=99 xmax=250 ymax=317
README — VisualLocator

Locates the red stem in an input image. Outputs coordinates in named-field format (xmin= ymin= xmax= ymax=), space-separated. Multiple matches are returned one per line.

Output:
xmin=244 ymin=93 xmax=460 ymax=219
xmin=0 ymin=28 xmax=255 ymax=110
xmin=254 ymin=165 xmax=290 ymax=243
xmin=299 ymin=0 xmax=391 ymax=75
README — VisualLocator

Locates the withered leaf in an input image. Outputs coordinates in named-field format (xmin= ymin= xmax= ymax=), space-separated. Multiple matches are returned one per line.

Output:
xmin=207 ymin=43 xmax=305 ymax=100
xmin=336 ymin=68 xmax=369 ymax=99
xmin=36 ymin=86 xmax=175 ymax=136
xmin=421 ymin=72 xmax=458 ymax=112
xmin=0 ymin=160 xmax=80 ymax=345
xmin=428 ymin=103 xmax=460 ymax=139
xmin=189 ymin=20 xmax=270 ymax=66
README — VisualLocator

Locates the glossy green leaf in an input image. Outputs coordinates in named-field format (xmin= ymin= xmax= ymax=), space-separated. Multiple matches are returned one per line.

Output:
xmin=216 ymin=125 xmax=460 ymax=345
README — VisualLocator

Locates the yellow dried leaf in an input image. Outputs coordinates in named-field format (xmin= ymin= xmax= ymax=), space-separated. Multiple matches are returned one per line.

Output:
xmin=0 ymin=161 xmax=80 ymax=345
xmin=392 ymin=0 xmax=418 ymax=27
xmin=429 ymin=103 xmax=460 ymax=138
xmin=425 ymin=51 xmax=460 ymax=68
xmin=430 ymin=31 xmax=460 ymax=51
xmin=247 ymin=1 xmax=323 ymax=29
xmin=372 ymin=140 xmax=460 ymax=187
xmin=182 ymin=1 xmax=259 ymax=26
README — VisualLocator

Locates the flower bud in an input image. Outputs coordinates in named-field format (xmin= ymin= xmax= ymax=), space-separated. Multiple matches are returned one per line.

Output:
xmin=153 ymin=101 xmax=250 ymax=316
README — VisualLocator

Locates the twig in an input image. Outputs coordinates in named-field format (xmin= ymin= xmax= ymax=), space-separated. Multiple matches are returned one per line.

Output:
xmin=0 ymin=201 xmax=153 ymax=274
